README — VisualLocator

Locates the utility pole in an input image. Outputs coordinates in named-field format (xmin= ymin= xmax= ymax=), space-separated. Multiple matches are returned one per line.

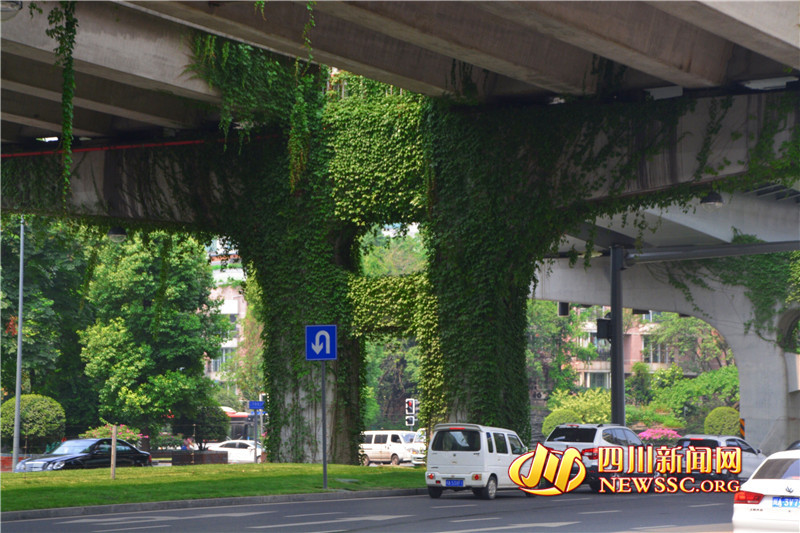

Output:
xmin=610 ymin=246 xmax=625 ymax=425
xmin=12 ymin=217 xmax=25 ymax=471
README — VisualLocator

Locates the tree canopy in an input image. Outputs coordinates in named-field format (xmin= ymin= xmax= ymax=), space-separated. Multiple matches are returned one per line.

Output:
xmin=79 ymin=231 xmax=230 ymax=437
xmin=1 ymin=215 xmax=100 ymax=432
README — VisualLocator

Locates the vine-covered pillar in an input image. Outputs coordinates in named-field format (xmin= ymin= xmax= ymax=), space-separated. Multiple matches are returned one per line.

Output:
xmin=423 ymin=103 xmax=565 ymax=442
xmin=221 ymin=138 xmax=363 ymax=464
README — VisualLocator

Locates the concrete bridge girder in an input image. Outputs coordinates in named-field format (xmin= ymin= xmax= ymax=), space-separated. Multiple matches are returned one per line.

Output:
xmin=534 ymin=257 xmax=800 ymax=455
xmin=4 ymin=91 xmax=793 ymax=224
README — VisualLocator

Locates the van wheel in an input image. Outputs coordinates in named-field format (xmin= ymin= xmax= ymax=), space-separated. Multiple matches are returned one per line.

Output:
xmin=478 ymin=476 xmax=497 ymax=500
xmin=361 ymin=455 xmax=370 ymax=466
xmin=390 ymin=454 xmax=400 ymax=466
xmin=428 ymin=486 xmax=443 ymax=499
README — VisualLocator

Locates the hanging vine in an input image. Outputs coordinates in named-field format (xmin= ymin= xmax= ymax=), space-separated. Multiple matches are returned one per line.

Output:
xmin=27 ymin=1 xmax=78 ymax=207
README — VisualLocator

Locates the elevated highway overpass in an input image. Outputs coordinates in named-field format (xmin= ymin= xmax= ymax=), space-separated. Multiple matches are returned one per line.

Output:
xmin=2 ymin=1 xmax=799 ymax=453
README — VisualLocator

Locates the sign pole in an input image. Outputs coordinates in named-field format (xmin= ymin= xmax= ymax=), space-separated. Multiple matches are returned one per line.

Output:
xmin=305 ymin=324 xmax=337 ymax=491
xmin=322 ymin=360 xmax=327 ymax=489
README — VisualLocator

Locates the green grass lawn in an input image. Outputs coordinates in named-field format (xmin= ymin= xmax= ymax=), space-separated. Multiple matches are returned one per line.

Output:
xmin=1 ymin=464 xmax=425 ymax=512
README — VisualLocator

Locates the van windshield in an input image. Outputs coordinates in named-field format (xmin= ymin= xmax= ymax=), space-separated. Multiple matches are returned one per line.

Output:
xmin=431 ymin=429 xmax=481 ymax=452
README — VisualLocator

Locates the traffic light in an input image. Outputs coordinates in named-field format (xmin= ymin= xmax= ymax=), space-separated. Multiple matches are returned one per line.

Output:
xmin=596 ymin=317 xmax=612 ymax=340
xmin=405 ymin=398 xmax=418 ymax=416
xmin=405 ymin=415 xmax=416 ymax=427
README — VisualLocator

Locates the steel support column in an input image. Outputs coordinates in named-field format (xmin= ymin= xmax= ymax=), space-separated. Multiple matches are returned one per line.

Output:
xmin=610 ymin=246 xmax=625 ymax=425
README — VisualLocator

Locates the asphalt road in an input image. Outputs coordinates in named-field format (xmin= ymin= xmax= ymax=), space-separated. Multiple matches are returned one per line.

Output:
xmin=1 ymin=487 xmax=734 ymax=533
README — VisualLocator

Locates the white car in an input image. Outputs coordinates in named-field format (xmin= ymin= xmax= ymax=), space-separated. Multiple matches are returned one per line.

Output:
xmin=359 ymin=430 xmax=415 ymax=465
xmin=411 ymin=428 xmax=427 ymax=465
xmin=206 ymin=440 xmax=263 ymax=463
xmin=732 ymin=449 xmax=800 ymax=532
xmin=676 ymin=434 xmax=766 ymax=480
xmin=425 ymin=423 xmax=528 ymax=499
xmin=544 ymin=423 xmax=649 ymax=492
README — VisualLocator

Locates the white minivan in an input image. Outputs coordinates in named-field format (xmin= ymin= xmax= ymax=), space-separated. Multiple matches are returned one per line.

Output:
xmin=360 ymin=430 xmax=416 ymax=465
xmin=425 ymin=423 xmax=528 ymax=499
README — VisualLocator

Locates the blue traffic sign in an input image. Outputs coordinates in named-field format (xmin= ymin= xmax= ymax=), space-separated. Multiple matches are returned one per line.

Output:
xmin=248 ymin=400 xmax=265 ymax=410
xmin=306 ymin=325 xmax=337 ymax=361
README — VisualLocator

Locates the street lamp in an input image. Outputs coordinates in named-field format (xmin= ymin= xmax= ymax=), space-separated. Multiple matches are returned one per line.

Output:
xmin=107 ymin=227 xmax=127 ymax=243
xmin=12 ymin=216 xmax=25 ymax=471
xmin=700 ymin=190 xmax=723 ymax=209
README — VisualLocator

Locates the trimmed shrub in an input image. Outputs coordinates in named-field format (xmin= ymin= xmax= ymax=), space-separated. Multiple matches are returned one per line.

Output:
xmin=541 ymin=408 xmax=580 ymax=438
xmin=638 ymin=427 xmax=682 ymax=446
xmin=0 ymin=395 xmax=65 ymax=452
xmin=547 ymin=388 xmax=611 ymax=424
xmin=704 ymin=406 xmax=740 ymax=435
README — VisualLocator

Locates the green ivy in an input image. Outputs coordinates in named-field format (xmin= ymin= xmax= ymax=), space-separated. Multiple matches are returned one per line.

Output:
xmin=3 ymin=15 xmax=797 ymax=460
xmin=27 ymin=1 xmax=77 ymax=206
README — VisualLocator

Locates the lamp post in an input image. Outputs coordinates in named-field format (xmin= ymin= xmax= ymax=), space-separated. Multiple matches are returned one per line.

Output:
xmin=11 ymin=216 xmax=25 ymax=471
xmin=107 ymin=227 xmax=127 ymax=243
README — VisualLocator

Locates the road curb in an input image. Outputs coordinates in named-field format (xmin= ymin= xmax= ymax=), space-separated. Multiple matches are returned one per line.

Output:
xmin=1 ymin=488 xmax=429 ymax=522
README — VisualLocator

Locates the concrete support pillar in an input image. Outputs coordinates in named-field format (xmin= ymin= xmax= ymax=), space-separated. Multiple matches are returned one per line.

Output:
xmin=534 ymin=258 xmax=797 ymax=454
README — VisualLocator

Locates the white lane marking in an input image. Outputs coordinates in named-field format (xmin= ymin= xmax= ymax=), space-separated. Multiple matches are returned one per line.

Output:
xmin=578 ymin=509 xmax=620 ymax=514
xmin=432 ymin=504 xmax=478 ymax=509
xmin=62 ymin=511 xmax=274 ymax=524
xmin=285 ymin=512 xmax=345 ymax=518
xmin=249 ymin=514 xmax=412 ymax=529
xmin=689 ymin=503 xmax=726 ymax=507
xmin=96 ymin=526 xmax=170 ymax=533
xmin=437 ymin=523 xmax=580 ymax=533
xmin=451 ymin=517 xmax=501 ymax=523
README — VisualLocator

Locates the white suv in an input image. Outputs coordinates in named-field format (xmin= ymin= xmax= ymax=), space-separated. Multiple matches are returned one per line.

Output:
xmin=543 ymin=423 xmax=648 ymax=492
xmin=676 ymin=434 xmax=767 ymax=480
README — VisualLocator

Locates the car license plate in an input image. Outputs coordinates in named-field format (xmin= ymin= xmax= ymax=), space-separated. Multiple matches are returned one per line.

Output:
xmin=772 ymin=496 xmax=800 ymax=508
xmin=445 ymin=479 xmax=464 ymax=487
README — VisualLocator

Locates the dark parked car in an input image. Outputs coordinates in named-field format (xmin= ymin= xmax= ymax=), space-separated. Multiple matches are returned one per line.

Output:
xmin=14 ymin=438 xmax=152 ymax=472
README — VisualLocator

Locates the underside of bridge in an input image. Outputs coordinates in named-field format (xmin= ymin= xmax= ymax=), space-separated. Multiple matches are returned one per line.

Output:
xmin=3 ymin=1 xmax=799 ymax=147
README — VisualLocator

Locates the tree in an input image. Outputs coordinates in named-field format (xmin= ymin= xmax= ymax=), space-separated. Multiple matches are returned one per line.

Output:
xmin=360 ymin=227 xmax=425 ymax=429
xmin=547 ymin=388 xmax=611 ymax=424
xmin=651 ymin=366 xmax=739 ymax=433
xmin=221 ymin=278 xmax=263 ymax=404
xmin=0 ymin=394 xmax=65 ymax=453
xmin=365 ymin=338 xmax=420 ymax=428
xmin=648 ymin=313 xmax=733 ymax=373
xmin=361 ymin=226 xmax=426 ymax=278
xmin=79 ymin=231 xmax=231 ymax=438
xmin=626 ymin=361 xmax=652 ymax=405
xmin=173 ymin=399 xmax=230 ymax=450
xmin=526 ymin=301 xmax=596 ymax=393
xmin=0 ymin=215 xmax=100 ymax=433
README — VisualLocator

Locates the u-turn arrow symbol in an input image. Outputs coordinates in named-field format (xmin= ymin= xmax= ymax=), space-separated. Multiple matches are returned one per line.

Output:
xmin=312 ymin=330 xmax=330 ymax=354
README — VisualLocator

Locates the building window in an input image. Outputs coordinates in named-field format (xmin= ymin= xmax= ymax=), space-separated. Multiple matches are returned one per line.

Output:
xmin=643 ymin=336 xmax=670 ymax=364
xmin=588 ymin=372 xmax=609 ymax=388
xmin=589 ymin=332 xmax=611 ymax=361
xmin=212 ymin=347 xmax=235 ymax=373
